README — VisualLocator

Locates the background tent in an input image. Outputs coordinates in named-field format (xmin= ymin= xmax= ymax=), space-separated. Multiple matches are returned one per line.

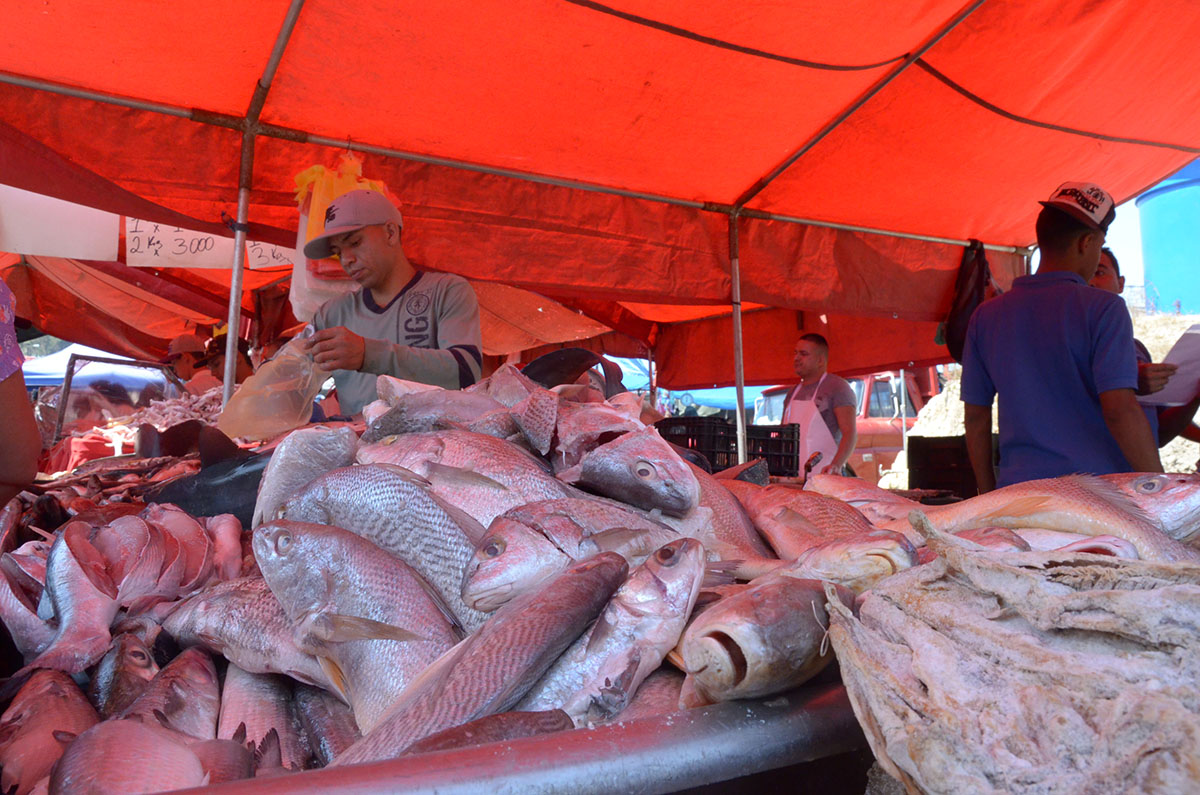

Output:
xmin=0 ymin=0 xmax=1197 ymax=388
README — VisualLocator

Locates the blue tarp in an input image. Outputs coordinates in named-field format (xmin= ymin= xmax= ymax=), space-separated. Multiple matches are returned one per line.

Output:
xmin=21 ymin=343 xmax=131 ymax=387
xmin=611 ymin=357 xmax=776 ymax=412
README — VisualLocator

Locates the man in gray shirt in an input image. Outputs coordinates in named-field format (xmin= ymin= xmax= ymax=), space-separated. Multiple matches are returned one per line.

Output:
xmin=302 ymin=189 xmax=482 ymax=414
xmin=781 ymin=333 xmax=858 ymax=475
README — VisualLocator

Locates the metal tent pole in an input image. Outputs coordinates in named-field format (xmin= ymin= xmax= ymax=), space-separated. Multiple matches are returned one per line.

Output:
xmin=220 ymin=0 xmax=306 ymax=406
xmin=729 ymin=211 xmax=747 ymax=464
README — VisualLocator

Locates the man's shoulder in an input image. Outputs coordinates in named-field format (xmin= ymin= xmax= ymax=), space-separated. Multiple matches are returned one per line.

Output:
xmin=416 ymin=270 xmax=474 ymax=294
xmin=315 ymin=289 xmax=362 ymax=318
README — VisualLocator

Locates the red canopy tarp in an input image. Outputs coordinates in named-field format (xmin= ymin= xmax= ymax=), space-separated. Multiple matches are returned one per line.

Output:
xmin=0 ymin=1 xmax=1196 ymax=385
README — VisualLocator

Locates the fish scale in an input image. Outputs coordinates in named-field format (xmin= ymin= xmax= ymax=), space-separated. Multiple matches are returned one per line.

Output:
xmin=280 ymin=464 xmax=491 ymax=633
xmin=331 ymin=553 xmax=628 ymax=766
xmin=218 ymin=665 xmax=309 ymax=770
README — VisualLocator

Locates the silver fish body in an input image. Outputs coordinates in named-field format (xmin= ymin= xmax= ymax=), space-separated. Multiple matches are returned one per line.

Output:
xmin=118 ymin=646 xmax=221 ymax=740
xmin=218 ymin=664 xmax=309 ymax=771
xmin=253 ymin=520 xmax=461 ymax=734
xmin=332 ymin=553 xmax=629 ymax=765
xmin=87 ymin=632 xmax=160 ymax=718
xmin=252 ymin=425 xmax=359 ymax=528
xmin=0 ymin=670 xmax=99 ymax=795
xmin=280 ymin=464 xmax=490 ymax=632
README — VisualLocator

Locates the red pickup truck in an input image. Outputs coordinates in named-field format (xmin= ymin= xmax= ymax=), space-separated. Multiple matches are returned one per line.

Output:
xmin=753 ymin=368 xmax=940 ymax=485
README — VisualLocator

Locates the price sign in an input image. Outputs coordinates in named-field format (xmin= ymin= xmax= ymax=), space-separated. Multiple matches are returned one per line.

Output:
xmin=126 ymin=218 xmax=234 ymax=269
xmin=246 ymin=240 xmax=296 ymax=270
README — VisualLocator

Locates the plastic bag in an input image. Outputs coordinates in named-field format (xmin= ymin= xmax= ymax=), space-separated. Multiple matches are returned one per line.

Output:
xmin=217 ymin=328 xmax=329 ymax=441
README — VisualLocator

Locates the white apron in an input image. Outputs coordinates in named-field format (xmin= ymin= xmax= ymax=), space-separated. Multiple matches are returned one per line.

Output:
xmin=782 ymin=373 xmax=839 ymax=477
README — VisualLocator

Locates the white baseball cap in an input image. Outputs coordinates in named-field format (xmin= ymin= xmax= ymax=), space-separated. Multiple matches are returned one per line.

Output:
xmin=1039 ymin=182 xmax=1115 ymax=232
xmin=165 ymin=333 xmax=206 ymax=358
xmin=303 ymin=189 xmax=404 ymax=260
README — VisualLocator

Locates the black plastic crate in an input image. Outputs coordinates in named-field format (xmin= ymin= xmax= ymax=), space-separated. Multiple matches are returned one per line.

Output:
xmin=907 ymin=434 xmax=996 ymax=499
xmin=655 ymin=416 xmax=738 ymax=471
xmin=746 ymin=424 xmax=803 ymax=477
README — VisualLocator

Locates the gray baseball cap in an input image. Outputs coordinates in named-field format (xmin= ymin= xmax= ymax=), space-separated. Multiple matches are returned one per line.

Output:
xmin=303 ymin=189 xmax=403 ymax=260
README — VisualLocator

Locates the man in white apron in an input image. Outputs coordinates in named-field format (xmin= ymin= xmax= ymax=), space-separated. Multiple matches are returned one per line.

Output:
xmin=781 ymin=333 xmax=858 ymax=477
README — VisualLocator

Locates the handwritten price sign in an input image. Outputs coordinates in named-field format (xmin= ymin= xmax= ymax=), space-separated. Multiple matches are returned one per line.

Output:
xmin=126 ymin=219 xmax=295 ymax=270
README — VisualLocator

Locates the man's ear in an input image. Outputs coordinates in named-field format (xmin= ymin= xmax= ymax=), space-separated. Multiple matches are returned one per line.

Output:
xmin=385 ymin=221 xmax=402 ymax=245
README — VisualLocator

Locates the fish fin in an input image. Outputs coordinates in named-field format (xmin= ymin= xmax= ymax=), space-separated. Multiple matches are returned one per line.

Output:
xmin=232 ymin=722 xmax=247 ymax=745
xmin=425 ymin=462 xmax=509 ymax=492
xmin=370 ymin=463 xmax=433 ymax=488
xmin=702 ymin=559 xmax=738 ymax=588
xmin=316 ymin=657 xmax=351 ymax=704
xmin=969 ymin=499 xmax=1056 ymax=528
xmin=425 ymin=491 xmax=490 ymax=548
xmin=1064 ymin=474 xmax=1157 ymax=526
xmin=585 ymin=615 xmax=617 ymax=655
xmin=588 ymin=653 xmax=642 ymax=720
xmin=393 ymin=558 xmax=467 ymax=640
xmin=255 ymin=728 xmax=283 ymax=770
xmin=732 ymin=557 xmax=784 ymax=581
xmin=313 ymin=613 xmax=426 ymax=644
xmin=52 ymin=730 xmax=78 ymax=745
xmin=773 ymin=507 xmax=822 ymax=532
xmin=587 ymin=528 xmax=653 ymax=557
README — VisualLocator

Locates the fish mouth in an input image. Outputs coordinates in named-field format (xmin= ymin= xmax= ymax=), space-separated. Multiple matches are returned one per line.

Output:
xmin=462 ymin=583 xmax=514 ymax=612
xmin=703 ymin=631 xmax=747 ymax=688
xmin=864 ymin=552 xmax=902 ymax=575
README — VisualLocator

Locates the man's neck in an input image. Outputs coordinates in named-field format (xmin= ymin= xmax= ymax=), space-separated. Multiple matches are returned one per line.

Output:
xmin=369 ymin=255 xmax=417 ymax=306
xmin=1036 ymin=257 xmax=1089 ymax=280
xmin=800 ymin=368 xmax=826 ymax=385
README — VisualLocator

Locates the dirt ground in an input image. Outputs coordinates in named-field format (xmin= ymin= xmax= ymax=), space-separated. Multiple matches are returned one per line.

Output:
xmin=879 ymin=311 xmax=1200 ymax=488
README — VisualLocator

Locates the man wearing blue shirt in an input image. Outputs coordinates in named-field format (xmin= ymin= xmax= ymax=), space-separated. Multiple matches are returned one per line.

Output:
xmin=961 ymin=182 xmax=1162 ymax=492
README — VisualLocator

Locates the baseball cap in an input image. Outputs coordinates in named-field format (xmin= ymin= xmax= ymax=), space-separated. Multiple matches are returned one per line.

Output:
xmin=198 ymin=333 xmax=252 ymax=366
xmin=164 ymin=333 xmax=206 ymax=361
xmin=1039 ymin=182 xmax=1116 ymax=232
xmin=302 ymin=189 xmax=403 ymax=260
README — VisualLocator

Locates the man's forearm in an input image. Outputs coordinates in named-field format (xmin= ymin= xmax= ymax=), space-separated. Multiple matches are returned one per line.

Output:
xmin=831 ymin=431 xmax=856 ymax=471
xmin=1100 ymin=390 xmax=1163 ymax=472
xmin=963 ymin=404 xmax=995 ymax=493
xmin=1158 ymin=395 xmax=1200 ymax=445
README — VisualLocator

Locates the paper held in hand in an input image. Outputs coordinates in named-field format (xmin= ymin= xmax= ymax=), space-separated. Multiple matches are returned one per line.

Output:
xmin=1138 ymin=323 xmax=1200 ymax=406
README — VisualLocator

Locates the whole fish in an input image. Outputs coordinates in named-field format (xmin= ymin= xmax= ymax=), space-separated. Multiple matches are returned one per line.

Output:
xmin=880 ymin=475 xmax=1200 ymax=562
xmin=293 ymin=684 xmax=361 ymax=767
xmin=462 ymin=497 xmax=680 ymax=611
xmin=253 ymin=520 xmax=461 ymax=734
xmin=88 ymin=632 xmax=160 ymax=718
xmin=356 ymin=429 xmax=577 ymax=528
xmin=163 ymin=576 xmax=337 ymax=693
xmin=403 ymin=710 xmax=574 ymax=755
xmin=517 ymin=538 xmax=706 ymax=725
xmin=21 ymin=522 xmax=118 ymax=675
xmin=1011 ymin=528 xmax=1140 ymax=558
xmin=678 ymin=577 xmax=855 ymax=703
xmin=251 ymin=425 xmax=359 ymax=527
xmin=48 ymin=719 xmax=208 ymax=794
xmin=332 ymin=553 xmax=628 ymax=765
xmin=558 ymin=427 xmax=700 ymax=518
xmin=218 ymin=665 xmax=309 ymax=771
xmin=118 ymin=647 xmax=221 ymax=740
xmin=1098 ymin=472 xmax=1200 ymax=544
xmin=0 ymin=670 xmax=99 ymax=795
xmin=280 ymin=464 xmax=490 ymax=632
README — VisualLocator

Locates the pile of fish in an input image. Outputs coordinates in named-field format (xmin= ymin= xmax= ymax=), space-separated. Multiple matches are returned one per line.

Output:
xmin=2 ymin=363 xmax=1199 ymax=793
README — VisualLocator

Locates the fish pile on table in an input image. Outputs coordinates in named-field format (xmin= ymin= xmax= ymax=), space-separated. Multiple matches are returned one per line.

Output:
xmin=1 ymin=363 xmax=1199 ymax=793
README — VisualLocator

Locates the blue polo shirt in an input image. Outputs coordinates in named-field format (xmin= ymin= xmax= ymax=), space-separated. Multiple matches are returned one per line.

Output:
xmin=961 ymin=270 xmax=1139 ymax=487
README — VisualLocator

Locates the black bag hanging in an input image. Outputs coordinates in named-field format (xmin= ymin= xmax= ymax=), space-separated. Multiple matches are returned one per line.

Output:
xmin=944 ymin=239 xmax=991 ymax=363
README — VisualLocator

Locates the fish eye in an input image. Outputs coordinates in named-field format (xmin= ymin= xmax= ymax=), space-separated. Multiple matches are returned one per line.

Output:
xmin=634 ymin=460 xmax=656 ymax=479
xmin=482 ymin=538 xmax=506 ymax=558
xmin=130 ymin=650 xmax=149 ymax=664
xmin=654 ymin=545 xmax=679 ymax=565
xmin=275 ymin=532 xmax=293 ymax=554
xmin=1138 ymin=478 xmax=1164 ymax=493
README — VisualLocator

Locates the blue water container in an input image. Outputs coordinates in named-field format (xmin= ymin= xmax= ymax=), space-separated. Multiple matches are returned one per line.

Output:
xmin=1136 ymin=158 xmax=1200 ymax=313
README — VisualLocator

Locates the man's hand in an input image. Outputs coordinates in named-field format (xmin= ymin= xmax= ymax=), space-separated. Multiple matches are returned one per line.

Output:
xmin=1137 ymin=362 xmax=1178 ymax=395
xmin=305 ymin=327 xmax=366 ymax=372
